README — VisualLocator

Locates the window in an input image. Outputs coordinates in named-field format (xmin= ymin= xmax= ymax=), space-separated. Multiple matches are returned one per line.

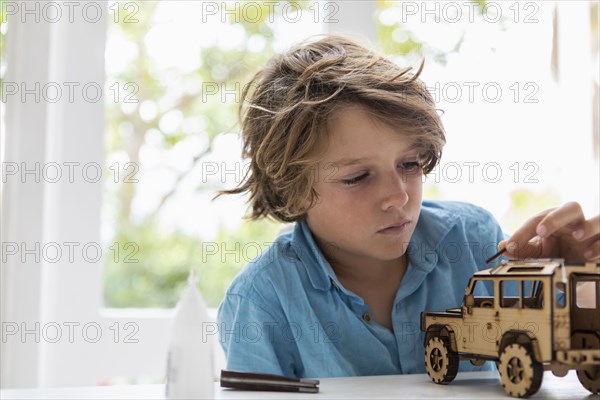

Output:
xmin=521 ymin=280 xmax=544 ymax=308
xmin=1 ymin=0 xmax=331 ymax=387
xmin=575 ymin=281 xmax=599 ymax=309
xmin=376 ymin=1 xmax=600 ymax=233
xmin=3 ymin=0 xmax=598 ymax=389
xmin=101 ymin=1 xmax=323 ymax=309
xmin=471 ymin=279 xmax=495 ymax=308
xmin=523 ymin=280 xmax=544 ymax=309
xmin=500 ymin=280 xmax=520 ymax=308
xmin=500 ymin=280 xmax=544 ymax=309
xmin=555 ymin=281 xmax=566 ymax=308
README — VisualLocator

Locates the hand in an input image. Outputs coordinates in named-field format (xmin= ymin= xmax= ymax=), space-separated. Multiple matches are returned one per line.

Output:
xmin=498 ymin=202 xmax=600 ymax=263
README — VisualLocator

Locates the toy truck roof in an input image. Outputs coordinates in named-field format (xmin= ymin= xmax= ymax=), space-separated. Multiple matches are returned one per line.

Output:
xmin=473 ymin=258 xmax=598 ymax=278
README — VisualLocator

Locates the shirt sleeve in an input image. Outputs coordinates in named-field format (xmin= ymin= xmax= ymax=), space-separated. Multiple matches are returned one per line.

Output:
xmin=473 ymin=206 xmax=509 ymax=270
xmin=217 ymin=293 xmax=298 ymax=377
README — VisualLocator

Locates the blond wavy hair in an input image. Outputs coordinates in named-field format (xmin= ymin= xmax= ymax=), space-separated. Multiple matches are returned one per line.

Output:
xmin=216 ymin=34 xmax=446 ymax=223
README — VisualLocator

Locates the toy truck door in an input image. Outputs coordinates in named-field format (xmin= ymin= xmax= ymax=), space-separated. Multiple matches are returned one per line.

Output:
xmin=496 ymin=278 xmax=552 ymax=361
xmin=570 ymin=274 xmax=600 ymax=351
xmin=464 ymin=278 xmax=498 ymax=357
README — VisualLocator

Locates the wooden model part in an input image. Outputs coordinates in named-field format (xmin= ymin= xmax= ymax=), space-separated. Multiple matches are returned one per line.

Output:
xmin=420 ymin=259 xmax=600 ymax=398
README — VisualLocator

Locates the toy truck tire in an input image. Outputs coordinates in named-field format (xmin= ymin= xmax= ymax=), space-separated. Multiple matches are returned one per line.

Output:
xmin=424 ymin=336 xmax=459 ymax=384
xmin=577 ymin=366 xmax=600 ymax=394
xmin=572 ymin=332 xmax=600 ymax=394
xmin=497 ymin=343 xmax=543 ymax=398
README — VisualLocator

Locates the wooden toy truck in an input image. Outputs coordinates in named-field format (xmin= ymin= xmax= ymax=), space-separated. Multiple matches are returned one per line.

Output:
xmin=420 ymin=259 xmax=600 ymax=397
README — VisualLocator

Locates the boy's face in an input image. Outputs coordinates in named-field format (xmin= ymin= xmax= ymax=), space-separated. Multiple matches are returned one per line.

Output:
xmin=306 ymin=104 xmax=423 ymax=268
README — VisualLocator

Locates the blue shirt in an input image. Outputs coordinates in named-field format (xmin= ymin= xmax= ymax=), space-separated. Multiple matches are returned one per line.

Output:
xmin=217 ymin=200 xmax=506 ymax=378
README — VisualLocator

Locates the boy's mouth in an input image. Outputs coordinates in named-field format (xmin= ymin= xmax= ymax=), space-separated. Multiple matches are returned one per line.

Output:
xmin=377 ymin=220 xmax=411 ymax=235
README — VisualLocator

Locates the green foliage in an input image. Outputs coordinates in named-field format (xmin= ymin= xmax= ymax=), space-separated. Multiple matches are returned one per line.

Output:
xmin=102 ymin=2 xmax=296 ymax=308
xmin=375 ymin=0 xmax=488 ymax=63
xmin=104 ymin=218 xmax=282 ymax=308
xmin=504 ymin=189 xmax=561 ymax=233
xmin=0 ymin=0 xmax=7 ymax=91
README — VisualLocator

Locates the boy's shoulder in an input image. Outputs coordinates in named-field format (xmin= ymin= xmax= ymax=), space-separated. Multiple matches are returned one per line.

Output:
xmin=418 ymin=200 xmax=502 ymax=244
xmin=416 ymin=200 xmax=505 ymax=270
xmin=421 ymin=199 xmax=496 ymax=224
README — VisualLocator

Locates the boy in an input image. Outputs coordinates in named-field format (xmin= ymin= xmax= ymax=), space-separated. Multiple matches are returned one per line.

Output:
xmin=215 ymin=34 xmax=599 ymax=378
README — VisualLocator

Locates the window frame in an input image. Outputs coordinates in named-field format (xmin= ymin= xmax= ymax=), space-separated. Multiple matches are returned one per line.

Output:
xmin=0 ymin=0 xmax=374 ymax=388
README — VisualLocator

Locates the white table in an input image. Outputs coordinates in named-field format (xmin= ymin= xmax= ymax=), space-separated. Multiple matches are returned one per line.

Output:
xmin=0 ymin=370 xmax=592 ymax=399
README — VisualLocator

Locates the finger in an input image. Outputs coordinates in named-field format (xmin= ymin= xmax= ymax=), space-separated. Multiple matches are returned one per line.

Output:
xmin=572 ymin=215 xmax=600 ymax=241
xmin=505 ymin=212 xmax=547 ymax=255
xmin=536 ymin=201 xmax=585 ymax=238
xmin=583 ymin=235 xmax=600 ymax=261
xmin=498 ymin=239 xmax=508 ymax=251
xmin=503 ymin=236 xmax=544 ymax=259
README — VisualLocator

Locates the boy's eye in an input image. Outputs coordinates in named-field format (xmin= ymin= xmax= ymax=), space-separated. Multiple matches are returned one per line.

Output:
xmin=339 ymin=162 xmax=420 ymax=186
xmin=398 ymin=161 xmax=421 ymax=171
xmin=341 ymin=173 xmax=369 ymax=186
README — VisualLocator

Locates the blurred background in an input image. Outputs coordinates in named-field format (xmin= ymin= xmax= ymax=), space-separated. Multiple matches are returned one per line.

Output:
xmin=1 ymin=0 xmax=598 ymax=389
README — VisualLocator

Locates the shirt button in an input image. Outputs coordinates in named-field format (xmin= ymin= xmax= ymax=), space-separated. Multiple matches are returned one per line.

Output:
xmin=362 ymin=313 xmax=371 ymax=322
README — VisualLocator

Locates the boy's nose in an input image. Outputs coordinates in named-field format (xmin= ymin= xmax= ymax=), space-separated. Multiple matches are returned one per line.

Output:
xmin=379 ymin=172 xmax=410 ymax=211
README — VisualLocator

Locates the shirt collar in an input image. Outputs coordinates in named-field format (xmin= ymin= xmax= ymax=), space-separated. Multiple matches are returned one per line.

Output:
xmin=291 ymin=200 xmax=459 ymax=291
xmin=407 ymin=200 xmax=460 ymax=273
xmin=292 ymin=220 xmax=338 ymax=292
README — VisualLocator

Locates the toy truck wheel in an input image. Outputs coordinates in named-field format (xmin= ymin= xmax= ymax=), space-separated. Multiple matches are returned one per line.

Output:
xmin=497 ymin=343 xmax=543 ymax=398
xmin=577 ymin=366 xmax=600 ymax=394
xmin=424 ymin=336 xmax=458 ymax=384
